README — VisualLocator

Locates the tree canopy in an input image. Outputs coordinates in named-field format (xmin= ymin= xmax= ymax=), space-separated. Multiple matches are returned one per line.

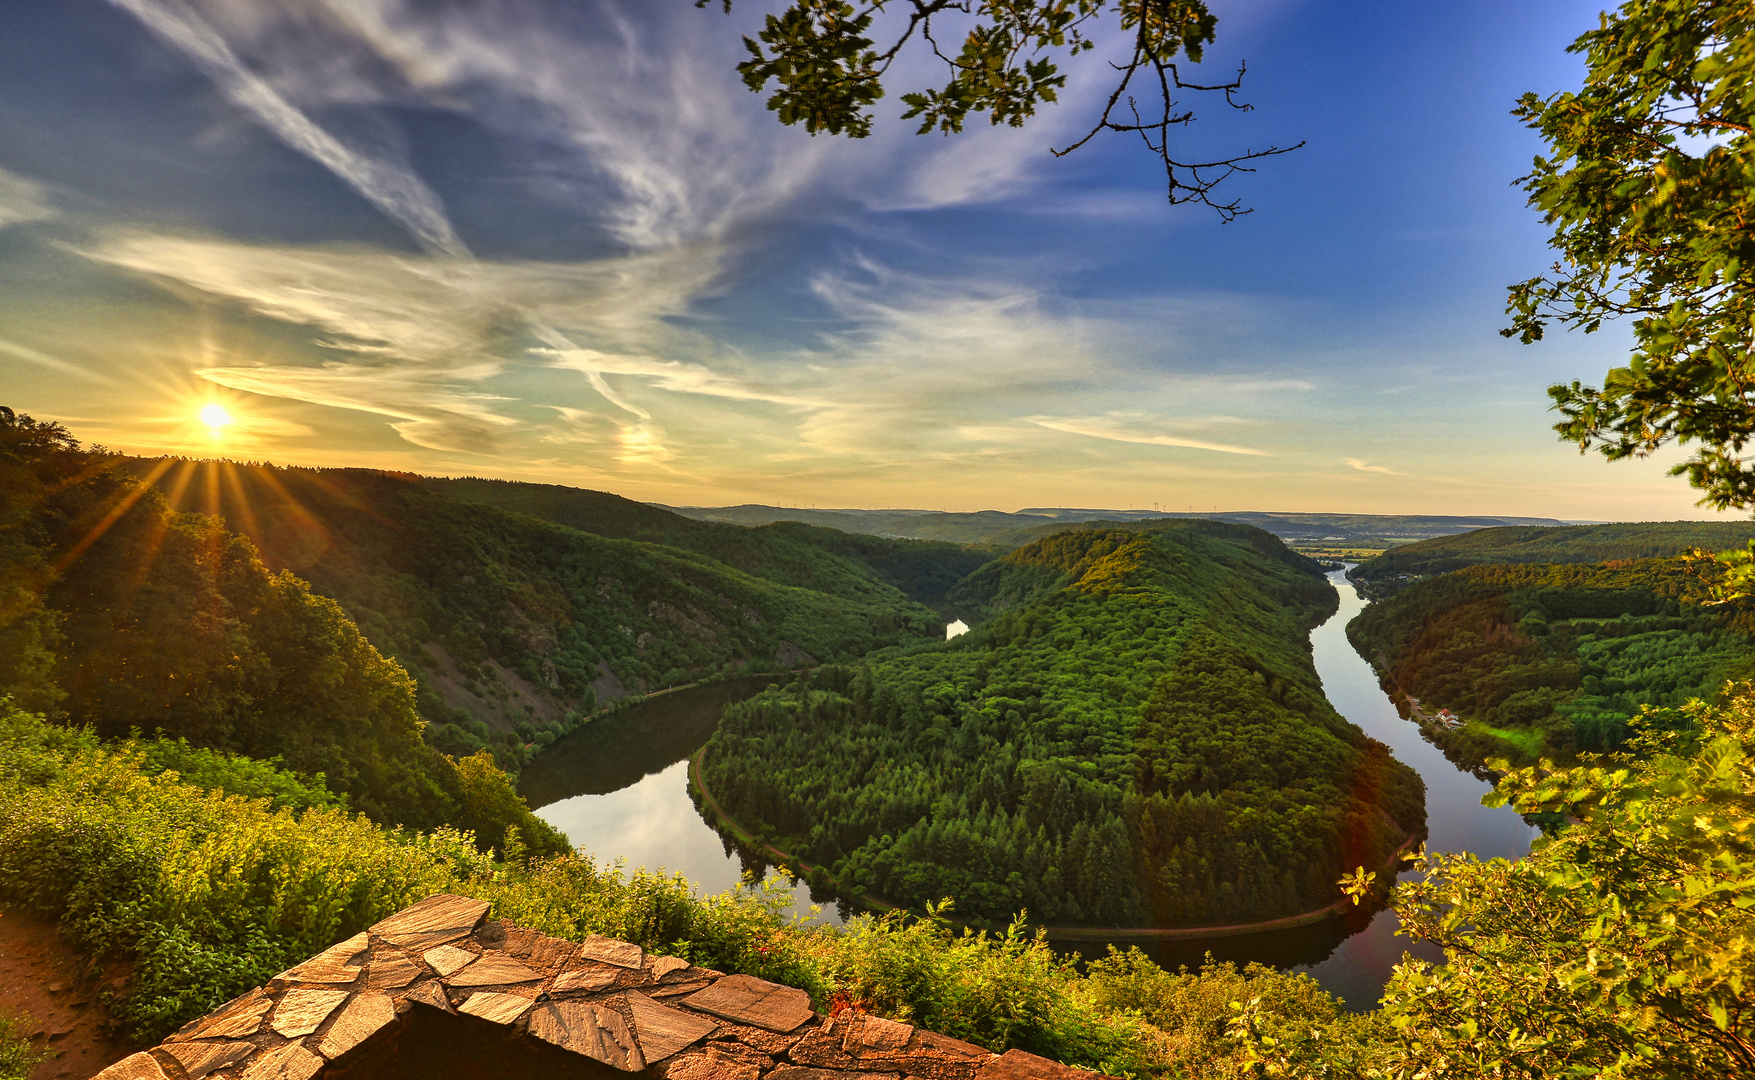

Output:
xmin=1506 ymin=2 xmax=1755 ymax=510
xmin=704 ymin=0 xmax=1299 ymax=216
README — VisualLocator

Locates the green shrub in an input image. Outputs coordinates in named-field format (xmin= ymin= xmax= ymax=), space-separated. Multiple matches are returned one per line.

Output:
xmin=0 ymin=1008 xmax=40 ymax=1080
xmin=136 ymin=737 xmax=345 ymax=813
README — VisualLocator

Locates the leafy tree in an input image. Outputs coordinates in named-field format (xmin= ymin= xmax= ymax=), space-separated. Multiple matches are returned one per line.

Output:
xmin=1505 ymin=2 xmax=1755 ymax=510
xmin=702 ymin=1 xmax=1300 ymax=216
xmin=1266 ymin=689 xmax=1755 ymax=1079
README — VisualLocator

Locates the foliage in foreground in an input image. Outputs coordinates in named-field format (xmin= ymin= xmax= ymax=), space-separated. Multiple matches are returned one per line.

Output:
xmin=7 ymin=685 xmax=1755 ymax=1077
xmin=0 ymin=699 xmax=1319 ymax=1073
xmin=1506 ymin=0 xmax=1755 ymax=511
xmin=1300 ymin=687 xmax=1755 ymax=1079
xmin=0 ymin=1009 xmax=39 ymax=1080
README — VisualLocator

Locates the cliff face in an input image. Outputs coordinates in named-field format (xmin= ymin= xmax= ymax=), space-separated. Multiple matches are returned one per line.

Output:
xmin=97 ymin=894 xmax=1108 ymax=1080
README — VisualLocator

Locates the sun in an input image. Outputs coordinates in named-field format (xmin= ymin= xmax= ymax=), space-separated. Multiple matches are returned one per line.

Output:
xmin=199 ymin=403 xmax=234 ymax=431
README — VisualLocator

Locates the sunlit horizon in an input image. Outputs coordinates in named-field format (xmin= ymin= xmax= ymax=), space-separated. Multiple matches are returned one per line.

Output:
xmin=0 ymin=0 xmax=1741 ymax=522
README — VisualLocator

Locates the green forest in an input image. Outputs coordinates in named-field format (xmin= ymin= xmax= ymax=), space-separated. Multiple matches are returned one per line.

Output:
xmin=126 ymin=459 xmax=957 ymax=768
xmin=0 ymin=408 xmax=565 ymax=855
xmin=1348 ymin=558 xmax=1755 ymax=762
xmin=1351 ymin=520 xmax=1755 ymax=592
xmin=701 ymin=523 xmax=1424 ymax=928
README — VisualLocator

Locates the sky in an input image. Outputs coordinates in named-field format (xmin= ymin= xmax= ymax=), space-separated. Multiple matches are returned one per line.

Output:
xmin=0 ymin=0 xmax=1737 ymax=520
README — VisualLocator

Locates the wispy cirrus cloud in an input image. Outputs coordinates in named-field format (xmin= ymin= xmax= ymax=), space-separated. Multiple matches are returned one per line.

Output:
xmin=106 ymin=0 xmax=468 ymax=256
xmin=1345 ymin=458 xmax=1402 ymax=475
xmin=1028 ymin=415 xmax=1272 ymax=456
xmin=0 ymin=168 xmax=55 ymax=230
xmin=0 ymin=337 xmax=112 ymax=384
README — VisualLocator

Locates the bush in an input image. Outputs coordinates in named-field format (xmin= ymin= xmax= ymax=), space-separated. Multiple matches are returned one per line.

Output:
xmin=0 ymin=1009 xmax=40 ymax=1080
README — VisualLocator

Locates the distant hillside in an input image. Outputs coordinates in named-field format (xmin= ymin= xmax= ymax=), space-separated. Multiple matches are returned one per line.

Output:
xmin=702 ymin=522 xmax=1424 ymax=928
xmin=127 ymin=460 xmax=948 ymax=764
xmin=1348 ymin=559 xmax=1755 ymax=764
xmin=1351 ymin=521 xmax=1755 ymax=593
xmin=669 ymin=504 xmax=1568 ymax=549
xmin=422 ymin=478 xmax=990 ymax=612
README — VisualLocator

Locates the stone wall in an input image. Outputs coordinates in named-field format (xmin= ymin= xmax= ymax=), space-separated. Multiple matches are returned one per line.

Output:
xmin=91 ymin=894 xmax=1106 ymax=1080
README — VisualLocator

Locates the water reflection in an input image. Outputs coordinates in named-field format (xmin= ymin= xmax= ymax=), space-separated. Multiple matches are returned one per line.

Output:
xmin=524 ymin=677 xmax=838 ymax=924
xmin=525 ymin=570 xmax=1539 ymax=1006
xmin=1290 ymin=570 xmax=1536 ymax=1006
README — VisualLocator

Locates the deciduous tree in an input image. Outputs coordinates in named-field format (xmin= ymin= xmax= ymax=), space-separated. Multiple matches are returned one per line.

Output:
xmin=703 ymin=1 xmax=1299 ymax=217
xmin=1506 ymin=2 xmax=1755 ymax=510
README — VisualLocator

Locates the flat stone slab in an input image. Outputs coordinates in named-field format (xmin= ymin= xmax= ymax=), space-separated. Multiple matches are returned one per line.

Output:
xmin=399 ymin=980 xmax=453 ymax=1013
xmin=364 ymin=953 xmax=423 ymax=990
xmin=423 ymin=944 xmax=477 ymax=976
xmin=161 ymin=1038 xmax=256 ymax=1079
xmin=444 ymin=953 xmax=543 ymax=987
xmin=768 ymin=1067 xmax=901 ymax=1080
xmin=166 ymin=989 xmax=272 ymax=1042
xmin=652 ymin=979 xmax=714 ymax=998
xmin=317 ymin=991 xmax=397 ymax=1060
xmin=978 ymin=1049 xmax=1095 ymax=1080
xmin=664 ymin=1052 xmax=762 ymax=1080
xmin=847 ymin=1014 xmax=913 ymax=1052
xmin=625 ymin=991 xmax=718 ymax=1061
xmin=241 ymin=1043 xmax=325 ymax=1080
xmin=370 ymin=893 xmax=491 ymax=949
xmin=553 ymin=963 xmax=623 ymax=993
xmin=502 ymin=925 xmax=581 ymax=970
xmin=529 ymin=1001 xmax=646 ymax=1072
xmin=681 ymin=974 xmax=814 ymax=1032
xmin=649 ymin=956 xmax=691 ymax=979
xmin=579 ymin=933 xmax=646 ymax=969
xmin=92 ymin=1052 xmax=168 ymax=1080
xmin=457 ymin=991 xmax=534 ymax=1025
xmin=277 ymin=933 xmax=367 ymax=985
xmin=271 ymin=989 xmax=350 ymax=1038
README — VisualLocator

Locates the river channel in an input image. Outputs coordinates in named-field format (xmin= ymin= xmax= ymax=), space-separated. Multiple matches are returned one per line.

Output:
xmin=522 ymin=568 xmax=1537 ymax=1007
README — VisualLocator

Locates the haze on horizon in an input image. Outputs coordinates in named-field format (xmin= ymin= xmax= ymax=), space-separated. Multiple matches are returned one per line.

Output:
xmin=0 ymin=0 xmax=1739 ymax=521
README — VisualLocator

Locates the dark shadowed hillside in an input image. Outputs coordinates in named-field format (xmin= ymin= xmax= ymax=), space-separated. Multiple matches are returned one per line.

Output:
xmin=127 ymin=460 xmax=950 ymax=765
xmin=421 ymin=477 xmax=992 ymax=612
xmin=0 ymin=410 xmax=563 ymax=852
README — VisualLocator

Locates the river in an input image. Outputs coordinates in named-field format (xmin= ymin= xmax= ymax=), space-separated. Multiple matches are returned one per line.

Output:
xmin=523 ymin=568 xmax=1537 ymax=1005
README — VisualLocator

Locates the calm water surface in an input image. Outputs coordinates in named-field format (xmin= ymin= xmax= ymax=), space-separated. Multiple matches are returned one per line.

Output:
xmin=525 ymin=569 xmax=1538 ymax=1004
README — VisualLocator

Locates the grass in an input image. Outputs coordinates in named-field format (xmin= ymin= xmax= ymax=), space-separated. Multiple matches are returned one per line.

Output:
xmin=1461 ymin=720 xmax=1547 ymax=759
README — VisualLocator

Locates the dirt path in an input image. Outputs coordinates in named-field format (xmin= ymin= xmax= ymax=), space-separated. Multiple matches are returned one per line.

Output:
xmin=0 ymin=908 xmax=134 ymax=1080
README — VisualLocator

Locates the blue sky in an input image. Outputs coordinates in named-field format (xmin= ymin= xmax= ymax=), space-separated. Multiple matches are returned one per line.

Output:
xmin=0 ymin=0 xmax=1731 ymax=519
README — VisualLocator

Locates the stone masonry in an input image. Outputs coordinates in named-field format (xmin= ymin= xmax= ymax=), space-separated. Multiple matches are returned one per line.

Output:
xmin=90 ymin=894 xmax=1107 ymax=1080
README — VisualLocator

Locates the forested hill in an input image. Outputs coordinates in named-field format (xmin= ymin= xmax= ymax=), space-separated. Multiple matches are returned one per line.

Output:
xmin=1348 ymin=560 xmax=1755 ymax=764
xmin=0 ymin=409 xmax=563 ymax=854
xmin=125 ymin=459 xmax=950 ymax=763
xmin=420 ymin=476 xmax=990 ymax=612
xmin=701 ymin=522 xmax=1424 ymax=928
xmin=1352 ymin=521 xmax=1755 ymax=592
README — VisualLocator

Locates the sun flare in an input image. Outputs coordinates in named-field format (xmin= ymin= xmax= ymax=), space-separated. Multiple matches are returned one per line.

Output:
xmin=199 ymin=403 xmax=234 ymax=430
